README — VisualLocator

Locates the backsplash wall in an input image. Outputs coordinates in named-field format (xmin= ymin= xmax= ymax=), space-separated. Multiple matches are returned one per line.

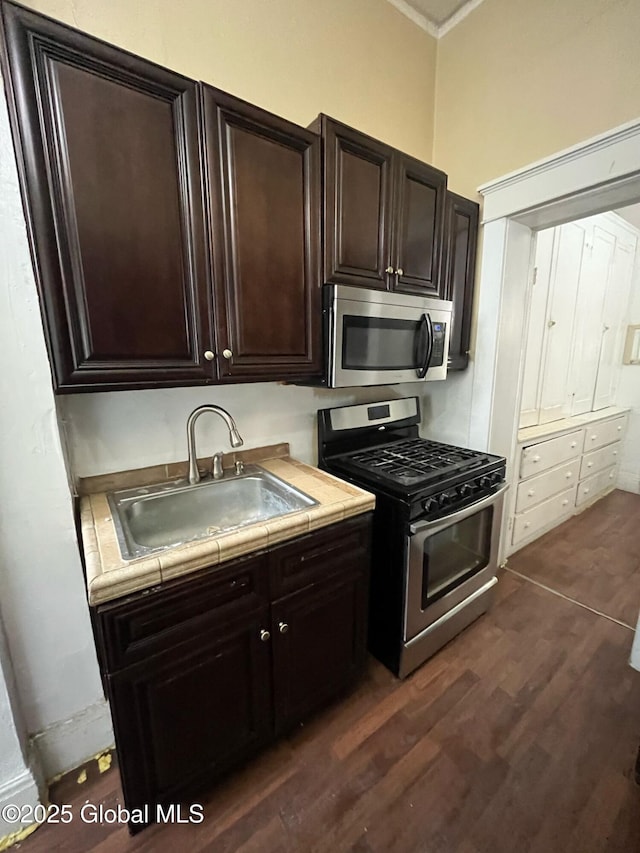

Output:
xmin=57 ymin=372 xmax=476 ymax=481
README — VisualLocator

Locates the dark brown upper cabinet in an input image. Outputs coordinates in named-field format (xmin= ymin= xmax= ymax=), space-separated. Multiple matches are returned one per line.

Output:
xmin=442 ymin=191 xmax=479 ymax=371
xmin=314 ymin=116 xmax=447 ymax=298
xmin=201 ymin=85 xmax=322 ymax=382
xmin=0 ymin=1 xmax=212 ymax=392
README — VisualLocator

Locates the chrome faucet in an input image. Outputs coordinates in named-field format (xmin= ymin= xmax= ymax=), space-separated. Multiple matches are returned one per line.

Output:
xmin=186 ymin=405 xmax=244 ymax=485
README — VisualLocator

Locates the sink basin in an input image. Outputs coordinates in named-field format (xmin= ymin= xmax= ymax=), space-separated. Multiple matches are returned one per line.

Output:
xmin=108 ymin=465 xmax=318 ymax=560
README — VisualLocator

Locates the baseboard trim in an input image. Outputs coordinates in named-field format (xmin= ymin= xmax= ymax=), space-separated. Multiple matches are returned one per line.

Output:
xmin=0 ymin=766 xmax=40 ymax=838
xmin=30 ymin=699 xmax=114 ymax=782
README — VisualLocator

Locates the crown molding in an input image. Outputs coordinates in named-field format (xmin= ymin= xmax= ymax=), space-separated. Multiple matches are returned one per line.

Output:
xmin=386 ymin=0 xmax=439 ymax=37
xmin=386 ymin=0 xmax=485 ymax=39
xmin=438 ymin=0 xmax=486 ymax=37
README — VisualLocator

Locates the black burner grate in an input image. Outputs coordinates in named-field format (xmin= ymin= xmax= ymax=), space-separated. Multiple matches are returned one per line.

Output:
xmin=344 ymin=438 xmax=491 ymax=486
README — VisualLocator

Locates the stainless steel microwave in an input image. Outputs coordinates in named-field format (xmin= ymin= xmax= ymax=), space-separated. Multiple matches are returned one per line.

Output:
xmin=324 ymin=285 xmax=452 ymax=388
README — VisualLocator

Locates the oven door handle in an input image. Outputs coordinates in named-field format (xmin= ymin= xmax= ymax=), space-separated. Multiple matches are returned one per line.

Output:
xmin=409 ymin=483 xmax=509 ymax=535
xmin=416 ymin=313 xmax=433 ymax=379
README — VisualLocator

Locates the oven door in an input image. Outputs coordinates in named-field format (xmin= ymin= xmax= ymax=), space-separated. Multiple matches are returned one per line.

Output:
xmin=328 ymin=286 xmax=451 ymax=387
xmin=404 ymin=485 xmax=508 ymax=641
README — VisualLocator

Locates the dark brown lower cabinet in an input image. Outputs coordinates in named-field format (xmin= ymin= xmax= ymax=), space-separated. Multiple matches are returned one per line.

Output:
xmin=93 ymin=514 xmax=371 ymax=832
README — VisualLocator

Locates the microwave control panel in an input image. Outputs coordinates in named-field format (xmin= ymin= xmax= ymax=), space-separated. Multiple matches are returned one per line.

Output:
xmin=431 ymin=323 xmax=446 ymax=366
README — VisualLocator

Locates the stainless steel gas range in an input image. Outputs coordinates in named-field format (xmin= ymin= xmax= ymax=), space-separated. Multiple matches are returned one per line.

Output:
xmin=318 ymin=396 xmax=507 ymax=679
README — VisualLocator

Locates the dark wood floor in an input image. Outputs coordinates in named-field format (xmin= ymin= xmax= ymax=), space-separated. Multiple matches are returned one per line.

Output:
xmin=20 ymin=493 xmax=640 ymax=853
xmin=509 ymin=489 xmax=640 ymax=628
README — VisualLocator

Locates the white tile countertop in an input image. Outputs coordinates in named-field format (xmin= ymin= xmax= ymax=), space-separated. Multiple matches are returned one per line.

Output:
xmin=79 ymin=444 xmax=375 ymax=605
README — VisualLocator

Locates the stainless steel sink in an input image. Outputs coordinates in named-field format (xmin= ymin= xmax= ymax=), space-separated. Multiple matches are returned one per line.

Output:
xmin=108 ymin=465 xmax=317 ymax=560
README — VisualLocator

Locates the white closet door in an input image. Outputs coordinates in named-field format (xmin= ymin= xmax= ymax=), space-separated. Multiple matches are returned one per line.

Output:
xmin=593 ymin=235 xmax=636 ymax=409
xmin=568 ymin=225 xmax=614 ymax=416
xmin=519 ymin=229 xmax=554 ymax=428
xmin=538 ymin=222 xmax=586 ymax=424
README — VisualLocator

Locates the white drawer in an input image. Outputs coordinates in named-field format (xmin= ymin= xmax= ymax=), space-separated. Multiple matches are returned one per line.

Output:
xmin=512 ymin=485 xmax=577 ymax=547
xmin=576 ymin=465 xmax=618 ymax=507
xmin=583 ymin=415 xmax=627 ymax=451
xmin=515 ymin=460 xmax=578 ymax=513
xmin=519 ymin=430 xmax=583 ymax=479
xmin=579 ymin=442 xmax=621 ymax=480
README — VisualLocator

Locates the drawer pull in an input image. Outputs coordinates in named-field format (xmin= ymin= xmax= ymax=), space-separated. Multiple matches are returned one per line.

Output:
xmin=587 ymin=462 xmax=593 ymax=468
xmin=590 ymin=434 xmax=597 ymax=441
xmin=609 ymin=472 xmax=615 ymax=479
xmin=533 ymin=455 xmax=541 ymax=463
xmin=613 ymin=450 xmax=618 ymax=456
xmin=566 ymin=472 xmax=573 ymax=478
xmin=278 ymin=621 xmax=289 ymax=634
xmin=259 ymin=629 xmax=270 ymax=642
xmin=570 ymin=442 xmax=577 ymax=448
xmin=524 ymin=522 xmax=531 ymax=529
xmin=527 ymin=489 xmax=535 ymax=497
xmin=617 ymin=425 xmax=622 ymax=431
xmin=583 ymin=488 xmax=590 ymax=494
xmin=562 ymin=500 xmax=569 ymax=506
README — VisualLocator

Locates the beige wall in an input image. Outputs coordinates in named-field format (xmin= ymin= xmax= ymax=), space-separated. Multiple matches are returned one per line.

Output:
xmin=20 ymin=0 xmax=437 ymax=162
xmin=434 ymin=0 xmax=640 ymax=197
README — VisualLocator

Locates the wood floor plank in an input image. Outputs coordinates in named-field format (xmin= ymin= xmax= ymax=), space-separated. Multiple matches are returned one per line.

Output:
xmin=510 ymin=489 xmax=640 ymax=626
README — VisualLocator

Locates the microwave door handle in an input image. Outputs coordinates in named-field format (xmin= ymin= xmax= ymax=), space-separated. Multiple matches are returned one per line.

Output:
xmin=416 ymin=313 xmax=433 ymax=379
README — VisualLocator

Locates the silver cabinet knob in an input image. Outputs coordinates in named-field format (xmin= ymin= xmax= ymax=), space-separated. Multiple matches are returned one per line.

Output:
xmin=259 ymin=629 xmax=270 ymax=642
xmin=385 ymin=266 xmax=394 ymax=274
xmin=278 ymin=621 xmax=289 ymax=634
xmin=204 ymin=350 xmax=215 ymax=361
xmin=396 ymin=268 xmax=404 ymax=276
xmin=222 ymin=349 xmax=233 ymax=359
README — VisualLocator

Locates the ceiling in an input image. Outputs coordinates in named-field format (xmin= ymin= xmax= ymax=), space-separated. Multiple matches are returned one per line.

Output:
xmin=386 ymin=0 xmax=484 ymax=37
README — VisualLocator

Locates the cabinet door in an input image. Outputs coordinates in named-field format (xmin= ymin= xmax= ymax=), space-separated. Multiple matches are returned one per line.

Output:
xmin=320 ymin=117 xmax=395 ymax=289
xmin=392 ymin=153 xmax=447 ymax=297
xmin=271 ymin=572 xmax=368 ymax=735
xmin=1 ymin=3 xmax=212 ymax=391
xmin=568 ymin=225 xmax=614 ymax=415
xmin=538 ymin=222 xmax=586 ymax=424
xmin=520 ymin=229 xmax=555 ymax=428
xmin=443 ymin=192 xmax=479 ymax=370
xmin=202 ymin=86 xmax=321 ymax=381
xmin=107 ymin=607 xmax=272 ymax=817
xmin=593 ymin=236 xmax=636 ymax=409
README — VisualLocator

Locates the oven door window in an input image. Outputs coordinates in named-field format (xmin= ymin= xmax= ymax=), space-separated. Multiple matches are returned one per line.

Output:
xmin=342 ymin=316 xmax=424 ymax=370
xmin=420 ymin=506 xmax=493 ymax=607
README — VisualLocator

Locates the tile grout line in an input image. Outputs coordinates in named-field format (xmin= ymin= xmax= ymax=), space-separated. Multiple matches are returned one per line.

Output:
xmin=503 ymin=566 xmax=635 ymax=631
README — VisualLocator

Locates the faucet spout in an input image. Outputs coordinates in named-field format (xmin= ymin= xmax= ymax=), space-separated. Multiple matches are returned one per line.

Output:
xmin=186 ymin=405 xmax=244 ymax=485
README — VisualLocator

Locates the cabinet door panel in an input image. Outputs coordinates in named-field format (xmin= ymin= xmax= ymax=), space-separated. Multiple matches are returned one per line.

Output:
xmin=1 ymin=3 xmax=212 ymax=390
xmin=520 ymin=229 xmax=554 ymax=428
xmin=443 ymin=192 xmax=479 ymax=371
xmin=271 ymin=573 xmax=368 ymax=735
xmin=107 ymin=608 xmax=272 ymax=813
xmin=568 ymin=226 xmax=614 ymax=415
xmin=593 ymin=237 xmax=636 ymax=410
xmin=322 ymin=118 xmax=394 ymax=289
xmin=538 ymin=222 xmax=586 ymax=423
xmin=203 ymin=86 xmax=321 ymax=380
xmin=393 ymin=154 xmax=446 ymax=297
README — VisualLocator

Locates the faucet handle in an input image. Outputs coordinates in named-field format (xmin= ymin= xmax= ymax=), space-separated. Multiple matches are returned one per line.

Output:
xmin=234 ymin=460 xmax=245 ymax=476
xmin=212 ymin=452 xmax=224 ymax=480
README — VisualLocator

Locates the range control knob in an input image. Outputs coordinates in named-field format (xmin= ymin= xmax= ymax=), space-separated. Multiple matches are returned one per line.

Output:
xmin=479 ymin=476 xmax=492 ymax=489
xmin=422 ymin=497 xmax=439 ymax=513
xmin=492 ymin=471 xmax=504 ymax=484
xmin=458 ymin=483 xmax=472 ymax=498
xmin=437 ymin=492 xmax=450 ymax=508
